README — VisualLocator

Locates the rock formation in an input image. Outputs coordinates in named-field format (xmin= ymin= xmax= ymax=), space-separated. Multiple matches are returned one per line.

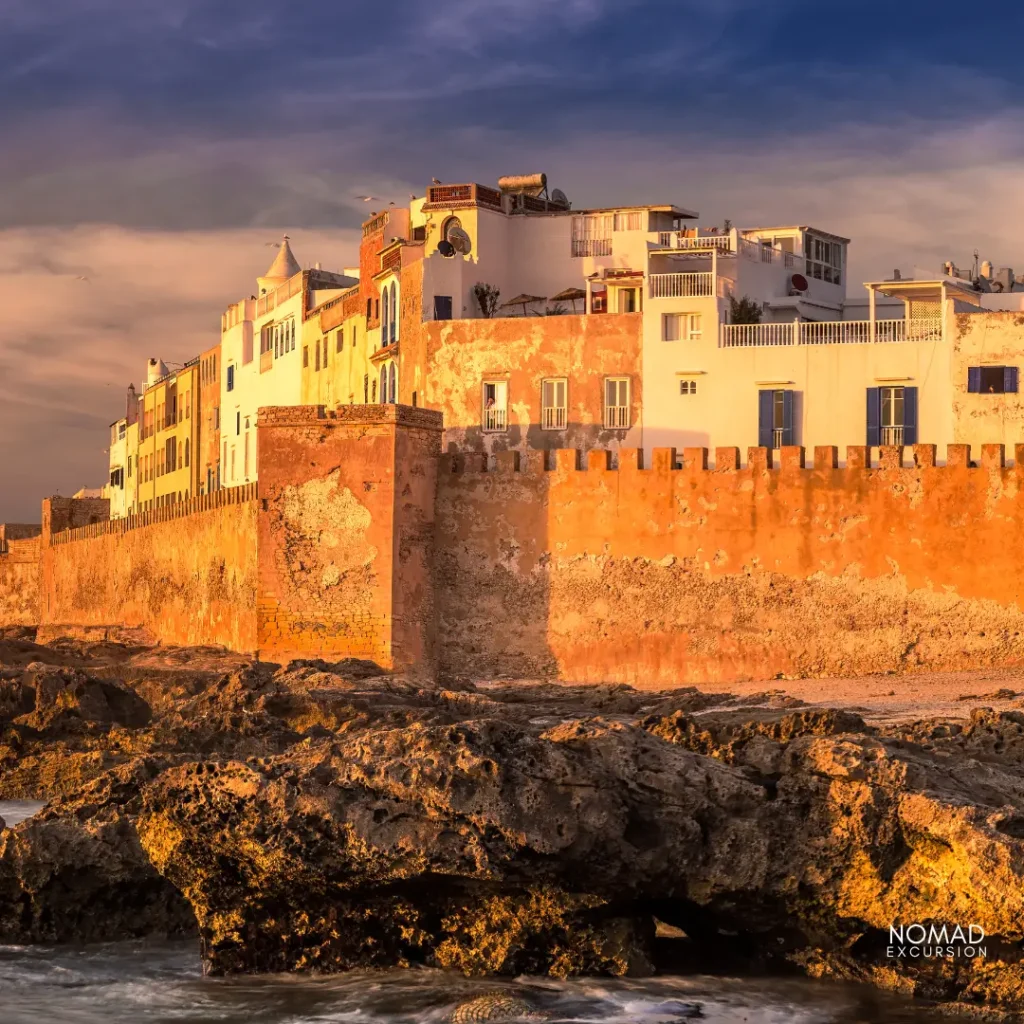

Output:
xmin=3 ymin=632 xmax=1024 ymax=1016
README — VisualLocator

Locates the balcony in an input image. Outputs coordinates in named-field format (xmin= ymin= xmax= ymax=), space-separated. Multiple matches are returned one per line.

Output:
xmin=483 ymin=407 xmax=507 ymax=432
xmin=572 ymin=238 xmax=612 ymax=258
xmin=649 ymin=273 xmax=714 ymax=298
xmin=656 ymin=231 xmax=734 ymax=253
xmin=720 ymin=319 xmax=942 ymax=347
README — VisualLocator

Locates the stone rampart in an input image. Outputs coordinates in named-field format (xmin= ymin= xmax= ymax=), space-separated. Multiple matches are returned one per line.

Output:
xmin=435 ymin=442 xmax=1024 ymax=684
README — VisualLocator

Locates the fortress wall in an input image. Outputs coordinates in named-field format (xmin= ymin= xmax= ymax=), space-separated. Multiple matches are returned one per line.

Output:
xmin=435 ymin=443 xmax=1024 ymax=685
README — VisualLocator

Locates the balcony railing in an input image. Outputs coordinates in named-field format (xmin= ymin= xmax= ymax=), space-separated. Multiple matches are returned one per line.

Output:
xmin=542 ymin=406 xmax=567 ymax=429
xmin=881 ymin=426 xmax=904 ymax=446
xmin=719 ymin=319 xmax=941 ymax=347
xmin=656 ymin=232 xmax=733 ymax=253
xmin=424 ymin=183 xmax=504 ymax=210
xmin=649 ymin=273 xmax=714 ymax=298
xmin=483 ymin=407 xmax=507 ymax=432
xmin=572 ymin=238 xmax=612 ymax=257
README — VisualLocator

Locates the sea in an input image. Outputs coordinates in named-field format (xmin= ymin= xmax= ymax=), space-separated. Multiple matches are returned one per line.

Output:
xmin=0 ymin=801 xmax=950 ymax=1024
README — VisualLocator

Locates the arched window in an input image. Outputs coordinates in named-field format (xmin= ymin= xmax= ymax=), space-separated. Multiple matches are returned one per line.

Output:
xmin=371 ymin=379 xmax=377 ymax=402
xmin=441 ymin=215 xmax=462 ymax=242
xmin=381 ymin=287 xmax=389 ymax=346
xmin=184 ymin=438 xmax=190 ymax=467
xmin=390 ymin=281 xmax=397 ymax=343
xmin=379 ymin=365 xmax=387 ymax=403
xmin=389 ymin=362 xmax=396 ymax=403
xmin=366 ymin=298 xmax=372 ymax=321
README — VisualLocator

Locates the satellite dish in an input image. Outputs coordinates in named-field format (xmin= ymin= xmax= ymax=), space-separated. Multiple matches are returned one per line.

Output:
xmin=551 ymin=188 xmax=569 ymax=205
xmin=437 ymin=239 xmax=455 ymax=258
xmin=790 ymin=273 xmax=809 ymax=292
xmin=447 ymin=225 xmax=472 ymax=255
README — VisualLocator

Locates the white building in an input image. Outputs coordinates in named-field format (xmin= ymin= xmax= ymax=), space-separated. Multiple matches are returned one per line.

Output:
xmin=219 ymin=237 xmax=356 ymax=486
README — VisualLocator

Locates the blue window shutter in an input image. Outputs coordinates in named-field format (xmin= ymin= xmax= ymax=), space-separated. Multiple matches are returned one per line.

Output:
xmin=758 ymin=390 xmax=773 ymax=448
xmin=968 ymin=367 xmax=981 ymax=393
xmin=1005 ymin=366 xmax=1019 ymax=393
xmin=903 ymin=387 xmax=918 ymax=445
xmin=782 ymin=389 xmax=795 ymax=445
xmin=866 ymin=388 xmax=881 ymax=446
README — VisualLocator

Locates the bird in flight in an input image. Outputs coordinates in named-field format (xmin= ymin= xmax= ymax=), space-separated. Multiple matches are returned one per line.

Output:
xmin=356 ymin=195 xmax=378 ymax=202
xmin=431 ymin=177 xmax=442 ymax=184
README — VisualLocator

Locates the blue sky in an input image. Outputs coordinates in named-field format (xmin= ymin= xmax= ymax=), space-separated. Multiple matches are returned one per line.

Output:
xmin=2 ymin=0 xmax=1023 ymax=516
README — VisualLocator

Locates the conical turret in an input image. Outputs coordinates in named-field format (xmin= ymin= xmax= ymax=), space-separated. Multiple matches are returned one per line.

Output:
xmin=258 ymin=235 xmax=301 ymax=294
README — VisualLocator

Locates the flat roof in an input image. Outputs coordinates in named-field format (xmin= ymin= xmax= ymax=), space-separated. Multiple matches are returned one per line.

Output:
xmin=742 ymin=226 xmax=852 ymax=244
xmin=577 ymin=204 xmax=699 ymax=219
xmin=865 ymin=277 xmax=980 ymax=296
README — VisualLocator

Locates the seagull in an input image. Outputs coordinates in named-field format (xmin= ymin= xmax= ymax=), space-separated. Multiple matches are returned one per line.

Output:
xmin=431 ymin=177 xmax=442 ymax=185
xmin=388 ymin=201 xmax=395 ymax=207
xmin=409 ymin=193 xmax=417 ymax=200
xmin=356 ymin=195 xmax=378 ymax=202
xmin=75 ymin=275 xmax=89 ymax=282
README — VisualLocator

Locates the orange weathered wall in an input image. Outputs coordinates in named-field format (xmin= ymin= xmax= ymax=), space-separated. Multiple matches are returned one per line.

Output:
xmin=256 ymin=405 xmax=442 ymax=672
xmin=39 ymin=489 xmax=257 ymax=650
xmin=397 ymin=258 xmax=643 ymax=459
xmin=0 ymin=534 xmax=41 ymax=627
xmin=435 ymin=442 xmax=1024 ymax=686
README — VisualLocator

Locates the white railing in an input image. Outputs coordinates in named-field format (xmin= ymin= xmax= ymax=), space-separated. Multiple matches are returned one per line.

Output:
xmin=604 ymin=405 xmax=630 ymax=429
xmin=720 ymin=319 xmax=934 ymax=347
xmin=721 ymin=322 xmax=796 ymax=347
xmin=881 ymin=426 xmax=904 ymax=445
xmin=772 ymin=428 xmax=786 ymax=448
xmin=737 ymin=237 xmax=805 ymax=270
xmin=542 ymin=406 xmax=567 ymax=429
xmin=656 ymin=232 xmax=733 ymax=253
xmin=572 ymin=238 xmax=612 ymax=258
xmin=649 ymin=273 xmax=714 ymax=298
xmin=483 ymin=407 xmax=507 ymax=432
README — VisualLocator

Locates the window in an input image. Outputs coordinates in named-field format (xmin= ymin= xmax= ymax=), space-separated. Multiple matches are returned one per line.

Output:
xmin=236 ymin=411 xmax=241 ymax=436
xmin=389 ymin=362 xmax=396 ymax=403
xmin=352 ymin=325 xmax=357 ymax=348
xmin=382 ymin=287 xmax=390 ymax=345
xmin=366 ymin=298 xmax=372 ymax=321
xmin=336 ymin=330 xmax=344 ymax=353
xmin=379 ymin=365 xmax=387 ymax=404
xmin=483 ymin=381 xmax=508 ymax=432
xmin=803 ymin=234 xmax=843 ymax=286
xmin=390 ymin=282 xmax=398 ymax=343
xmin=412 ymin=225 xmax=426 ymax=242
xmin=604 ymin=377 xmax=630 ymax=429
xmin=371 ymin=379 xmax=377 ymax=402
xmin=185 ymin=391 xmax=191 ymax=419
xmin=758 ymin=389 xmax=794 ymax=448
xmin=613 ymin=211 xmax=643 ymax=231
xmin=226 ymin=365 xmax=235 ymax=391
xmin=680 ymin=380 xmax=697 ymax=395
xmin=866 ymin=386 xmax=918 ymax=446
xmin=571 ymin=215 xmax=613 ymax=257
xmin=617 ymin=288 xmax=637 ymax=314
xmin=663 ymin=313 xmax=702 ymax=341
xmin=541 ymin=378 xmax=567 ymax=429
xmin=303 ymin=346 xmax=309 ymax=367
xmin=968 ymin=366 xmax=1018 ymax=394
xmin=315 ymin=343 xmax=321 ymax=371
xmin=364 ymin=374 xmax=369 ymax=403
xmin=127 ymin=456 xmax=132 ymax=479
xmin=434 ymin=295 xmax=453 ymax=321
xmin=214 ymin=406 xmax=220 ymax=430
xmin=244 ymin=425 xmax=250 ymax=479
xmin=184 ymin=438 xmax=190 ymax=468
xmin=323 ymin=337 xmax=328 ymax=367
xmin=412 ymin=391 xmax=418 ymax=407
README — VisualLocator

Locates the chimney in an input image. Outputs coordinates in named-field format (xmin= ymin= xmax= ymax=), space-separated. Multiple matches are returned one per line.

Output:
xmin=892 ymin=269 xmax=901 ymax=280
xmin=314 ymin=261 xmax=322 ymax=270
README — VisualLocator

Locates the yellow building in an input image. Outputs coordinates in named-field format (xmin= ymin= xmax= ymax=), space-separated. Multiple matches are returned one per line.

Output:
xmin=134 ymin=358 xmax=201 ymax=511
xmin=301 ymin=285 xmax=373 ymax=407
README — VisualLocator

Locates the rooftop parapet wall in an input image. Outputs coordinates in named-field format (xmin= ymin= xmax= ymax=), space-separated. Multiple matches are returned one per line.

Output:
xmin=435 ymin=441 xmax=1024 ymax=686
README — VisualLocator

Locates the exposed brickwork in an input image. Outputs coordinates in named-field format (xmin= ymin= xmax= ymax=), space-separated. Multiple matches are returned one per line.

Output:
xmin=256 ymin=404 xmax=442 ymax=672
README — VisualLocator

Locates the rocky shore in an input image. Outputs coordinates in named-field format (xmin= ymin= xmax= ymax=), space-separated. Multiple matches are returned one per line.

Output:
xmin=3 ymin=628 xmax=1024 ymax=1017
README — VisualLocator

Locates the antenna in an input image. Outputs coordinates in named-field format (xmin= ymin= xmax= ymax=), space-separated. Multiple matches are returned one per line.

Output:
xmin=973 ymin=249 xmax=980 ymax=279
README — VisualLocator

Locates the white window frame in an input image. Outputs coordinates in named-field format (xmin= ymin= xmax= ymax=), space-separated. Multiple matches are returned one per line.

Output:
xmin=541 ymin=378 xmax=567 ymax=430
xmin=482 ymin=380 xmax=508 ymax=433
xmin=604 ymin=377 xmax=631 ymax=429
xmin=679 ymin=379 xmax=697 ymax=395
xmin=662 ymin=312 xmax=701 ymax=341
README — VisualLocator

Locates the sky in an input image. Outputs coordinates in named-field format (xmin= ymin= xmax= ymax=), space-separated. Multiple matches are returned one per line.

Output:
xmin=3 ymin=0 xmax=1024 ymax=518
